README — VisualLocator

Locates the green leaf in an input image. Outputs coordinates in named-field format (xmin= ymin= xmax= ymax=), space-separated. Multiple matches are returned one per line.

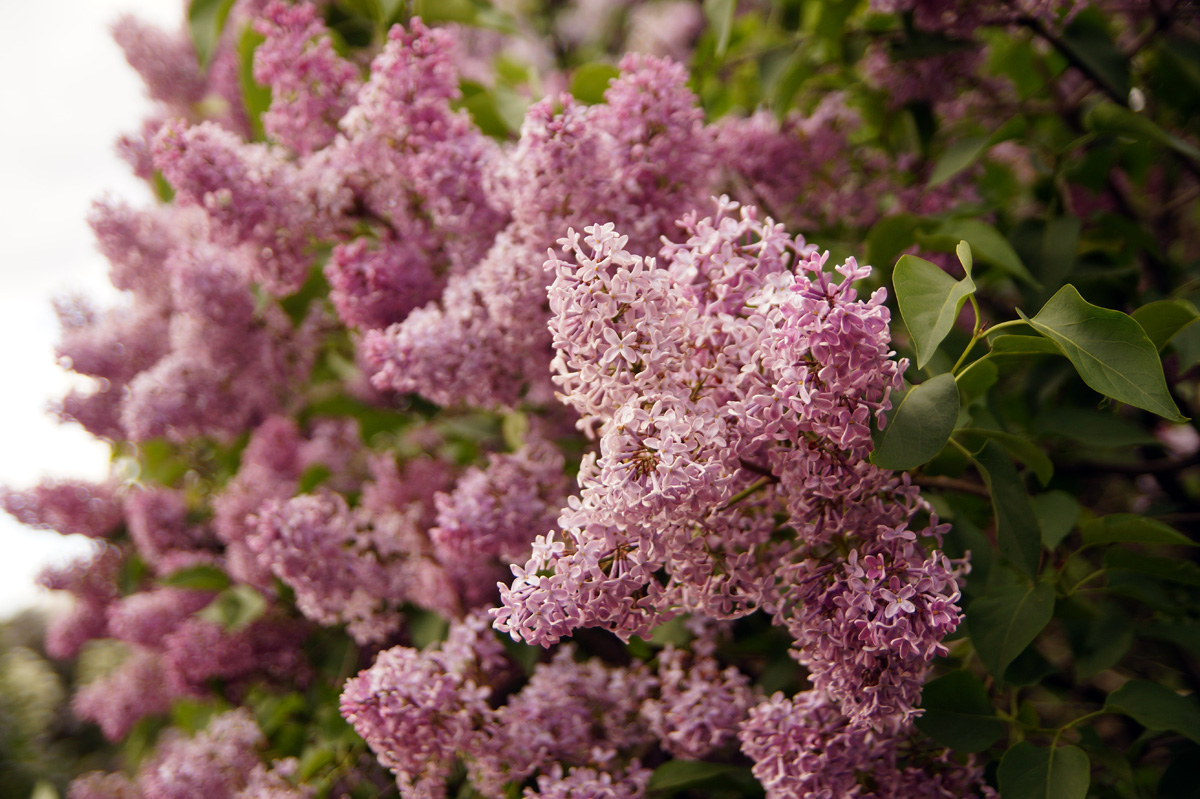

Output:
xmin=990 ymin=335 xmax=1061 ymax=355
xmin=162 ymin=564 xmax=231 ymax=592
xmin=570 ymin=63 xmax=620 ymax=105
xmin=1039 ymin=215 xmax=1080 ymax=296
xmin=238 ymin=27 xmax=272 ymax=142
xmin=964 ymin=578 xmax=1051 ymax=676
xmin=188 ymin=0 xmax=238 ymax=68
xmin=916 ymin=671 xmax=1006 ymax=753
xmin=703 ymin=0 xmax=738 ymax=57
xmin=1104 ymin=549 xmax=1200 ymax=587
xmin=1082 ymin=514 xmax=1193 ymax=547
xmin=297 ymin=464 xmax=332 ymax=494
xmin=1085 ymin=102 xmax=1200 ymax=163
xmin=198 ymin=585 xmax=268 ymax=631
xmin=971 ymin=441 xmax=1043 ymax=576
xmin=1034 ymin=407 xmax=1159 ymax=447
xmin=968 ymin=579 xmax=1055 ymax=680
xmin=867 ymin=214 xmax=932 ymax=268
xmin=997 ymin=742 xmax=1090 ymax=799
xmin=1106 ymin=680 xmax=1200 ymax=744
xmin=1172 ymin=319 xmax=1200 ymax=372
xmin=1059 ymin=17 xmax=1130 ymax=99
xmin=871 ymin=374 xmax=960 ymax=471
xmin=894 ymin=254 xmax=977 ymax=368
xmin=929 ymin=116 xmax=1028 ymax=187
xmin=1031 ymin=491 xmax=1081 ymax=549
xmin=1022 ymin=285 xmax=1186 ymax=421
xmin=648 ymin=761 xmax=755 ymax=794
xmin=957 ymin=360 xmax=998 ymax=405
xmin=959 ymin=428 xmax=1054 ymax=487
xmin=1131 ymin=299 xmax=1200 ymax=351
xmin=919 ymin=219 xmax=1037 ymax=285
xmin=929 ymin=136 xmax=988 ymax=188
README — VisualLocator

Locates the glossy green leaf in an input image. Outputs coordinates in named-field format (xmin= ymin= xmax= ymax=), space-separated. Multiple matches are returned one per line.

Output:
xmin=1031 ymin=491 xmax=1081 ymax=549
xmin=188 ymin=0 xmax=238 ymax=68
xmin=990 ymin=335 xmax=1061 ymax=355
xmin=916 ymin=671 xmax=1005 ymax=753
xmin=238 ymin=27 xmax=271 ymax=142
xmin=1022 ymin=285 xmax=1186 ymax=422
xmin=998 ymin=742 xmax=1090 ymax=799
xmin=1034 ymin=407 xmax=1159 ymax=447
xmin=1039 ymin=215 xmax=1080 ymax=296
xmin=1131 ymin=299 xmax=1200 ymax=351
xmin=198 ymin=585 xmax=268 ymax=631
xmin=871 ymin=374 xmax=959 ymax=471
xmin=919 ymin=219 xmax=1037 ymax=285
xmin=971 ymin=440 xmax=1043 ymax=576
xmin=1106 ymin=680 xmax=1200 ymax=744
xmin=1172 ymin=319 xmax=1200 ymax=372
xmin=957 ymin=360 xmax=999 ymax=405
xmin=648 ymin=760 xmax=755 ymax=794
xmin=894 ymin=254 xmax=977 ymax=368
xmin=960 ymin=428 xmax=1054 ymax=487
xmin=569 ymin=62 xmax=620 ymax=105
xmin=1082 ymin=514 xmax=1193 ymax=547
xmin=703 ymin=0 xmax=737 ymax=57
xmin=1059 ymin=17 xmax=1130 ymax=99
xmin=1085 ymin=102 xmax=1200 ymax=163
xmin=929 ymin=136 xmax=988 ymax=188
xmin=1104 ymin=549 xmax=1200 ymax=587
xmin=967 ymin=579 xmax=1055 ymax=680
xmin=161 ymin=564 xmax=232 ymax=592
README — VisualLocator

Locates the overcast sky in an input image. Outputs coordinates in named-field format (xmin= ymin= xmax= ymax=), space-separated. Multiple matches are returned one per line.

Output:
xmin=0 ymin=0 xmax=183 ymax=618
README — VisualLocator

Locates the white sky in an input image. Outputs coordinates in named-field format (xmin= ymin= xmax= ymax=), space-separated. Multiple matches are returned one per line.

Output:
xmin=0 ymin=0 xmax=183 ymax=619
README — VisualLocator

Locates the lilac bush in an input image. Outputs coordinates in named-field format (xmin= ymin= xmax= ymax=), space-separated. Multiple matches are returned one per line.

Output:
xmin=4 ymin=1 xmax=1200 ymax=799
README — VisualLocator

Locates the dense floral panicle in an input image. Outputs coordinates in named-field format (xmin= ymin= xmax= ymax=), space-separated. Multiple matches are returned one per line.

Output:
xmin=251 ymin=490 xmax=456 ymax=643
xmin=106 ymin=588 xmax=214 ymax=648
xmin=431 ymin=439 xmax=568 ymax=607
xmin=111 ymin=15 xmax=206 ymax=111
xmin=38 ymin=546 xmax=121 ymax=658
xmin=152 ymin=120 xmax=325 ymax=293
xmin=364 ymin=227 xmax=556 ymax=409
xmin=739 ymin=691 xmax=876 ymax=799
xmin=233 ymin=760 xmax=314 ymax=799
xmin=73 ymin=649 xmax=179 ymax=741
xmin=55 ymin=300 xmax=169 ymax=386
xmin=121 ymin=241 xmax=316 ymax=442
xmin=523 ymin=764 xmax=652 ymax=799
xmin=339 ymin=18 xmax=507 ymax=272
xmin=0 ymin=479 xmax=123 ymax=539
xmin=780 ymin=539 xmax=963 ymax=732
xmin=68 ymin=773 xmax=142 ymax=799
xmin=340 ymin=630 xmax=496 ymax=798
xmin=361 ymin=453 xmax=455 ymax=526
xmin=214 ymin=416 xmax=363 ymax=586
xmin=124 ymin=488 xmax=218 ymax=574
xmin=253 ymin=1 xmax=361 ymax=155
xmin=472 ymin=647 xmax=655 ymax=791
xmin=326 ymin=235 xmax=444 ymax=331
xmin=161 ymin=614 xmax=310 ymax=693
xmin=88 ymin=201 xmax=201 ymax=305
xmin=137 ymin=709 xmax=264 ymax=799
xmin=641 ymin=646 xmax=758 ymax=759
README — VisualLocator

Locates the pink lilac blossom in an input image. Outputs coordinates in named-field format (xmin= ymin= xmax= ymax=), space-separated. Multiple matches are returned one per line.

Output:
xmin=251 ymin=490 xmax=455 ymax=643
xmin=38 ymin=546 xmax=122 ymax=659
xmin=870 ymin=0 xmax=1086 ymax=34
xmin=68 ymin=773 xmax=141 ymax=799
xmin=161 ymin=614 xmax=311 ymax=695
xmin=253 ymin=1 xmax=361 ymax=156
xmin=124 ymin=487 xmax=219 ymax=575
xmin=0 ymin=479 xmax=123 ymax=540
xmin=106 ymin=588 xmax=215 ymax=649
xmin=339 ymin=618 xmax=500 ymax=799
xmin=233 ymin=760 xmax=315 ymax=799
xmin=111 ymin=15 xmax=206 ymax=111
xmin=430 ymin=439 xmax=569 ymax=607
xmin=137 ymin=708 xmax=264 ymax=799
xmin=640 ymin=645 xmax=758 ymax=759
xmin=522 ymin=764 xmax=652 ymax=799
xmin=73 ymin=648 xmax=180 ymax=741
